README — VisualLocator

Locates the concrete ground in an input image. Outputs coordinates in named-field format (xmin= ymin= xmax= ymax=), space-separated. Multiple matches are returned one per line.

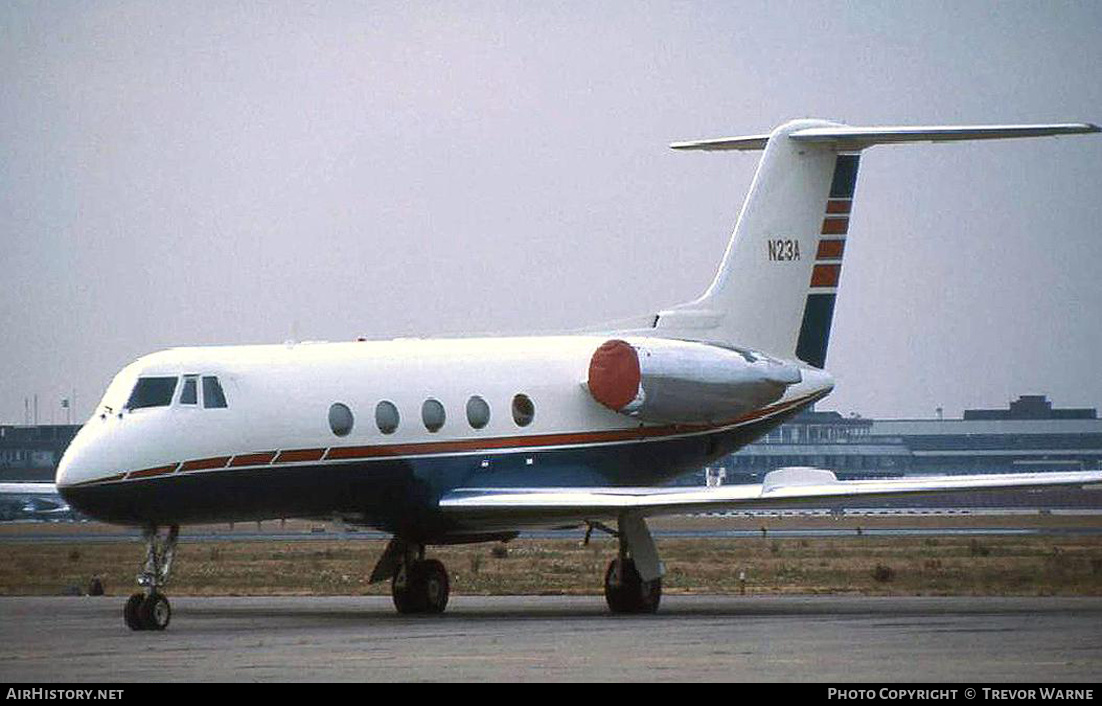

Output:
xmin=1 ymin=595 xmax=1100 ymax=682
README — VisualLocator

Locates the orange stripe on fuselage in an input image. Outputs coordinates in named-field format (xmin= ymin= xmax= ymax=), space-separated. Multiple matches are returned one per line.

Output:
xmin=66 ymin=472 xmax=127 ymax=487
xmin=127 ymin=464 xmax=178 ymax=479
xmin=230 ymin=452 xmax=278 ymax=467
xmin=275 ymin=449 xmax=326 ymax=464
xmin=324 ymin=427 xmax=667 ymax=460
xmin=179 ymin=456 xmax=231 ymax=472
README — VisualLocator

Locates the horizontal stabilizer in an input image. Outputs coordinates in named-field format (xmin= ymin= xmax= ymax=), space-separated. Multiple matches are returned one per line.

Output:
xmin=671 ymin=123 xmax=1099 ymax=152
xmin=670 ymin=134 xmax=770 ymax=151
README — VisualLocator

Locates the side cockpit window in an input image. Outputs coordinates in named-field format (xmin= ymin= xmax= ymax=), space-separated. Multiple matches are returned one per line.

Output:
xmin=126 ymin=377 xmax=178 ymax=410
xmin=202 ymin=376 xmax=228 ymax=409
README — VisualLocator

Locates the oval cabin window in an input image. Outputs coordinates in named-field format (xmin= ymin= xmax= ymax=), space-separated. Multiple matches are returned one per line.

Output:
xmin=375 ymin=401 xmax=400 ymax=435
xmin=512 ymin=393 xmax=535 ymax=427
xmin=329 ymin=403 xmax=354 ymax=437
xmin=421 ymin=398 xmax=446 ymax=433
xmin=466 ymin=395 xmax=491 ymax=429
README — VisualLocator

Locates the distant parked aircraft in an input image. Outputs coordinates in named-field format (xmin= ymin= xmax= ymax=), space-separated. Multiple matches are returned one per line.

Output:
xmin=0 ymin=483 xmax=71 ymax=521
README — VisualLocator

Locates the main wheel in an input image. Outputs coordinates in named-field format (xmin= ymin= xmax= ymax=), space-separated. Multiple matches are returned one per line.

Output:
xmin=391 ymin=559 xmax=451 ymax=614
xmin=138 ymin=591 xmax=171 ymax=631
xmin=124 ymin=592 xmax=146 ymax=631
xmin=416 ymin=559 xmax=450 ymax=614
xmin=604 ymin=558 xmax=661 ymax=614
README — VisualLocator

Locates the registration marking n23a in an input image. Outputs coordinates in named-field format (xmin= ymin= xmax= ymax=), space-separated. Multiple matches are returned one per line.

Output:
xmin=768 ymin=239 xmax=800 ymax=262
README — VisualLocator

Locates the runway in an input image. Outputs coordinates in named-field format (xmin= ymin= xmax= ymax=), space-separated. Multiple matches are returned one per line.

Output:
xmin=1 ymin=595 xmax=1100 ymax=682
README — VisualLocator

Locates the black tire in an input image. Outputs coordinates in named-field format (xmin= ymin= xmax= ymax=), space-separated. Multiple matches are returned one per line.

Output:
xmin=392 ymin=564 xmax=425 ymax=614
xmin=392 ymin=559 xmax=450 ymax=614
xmin=604 ymin=558 xmax=630 ymax=614
xmin=417 ymin=559 xmax=450 ymax=614
xmin=604 ymin=558 xmax=661 ymax=614
xmin=124 ymin=593 xmax=146 ymax=631
xmin=138 ymin=592 xmax=171 ymax=631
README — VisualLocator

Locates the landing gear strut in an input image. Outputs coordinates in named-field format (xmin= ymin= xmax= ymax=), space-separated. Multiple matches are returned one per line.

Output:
xmin=599 ymin=514 xmax=663 ymax=614
xmin=124 ymin=525 xmax=178 ymax=631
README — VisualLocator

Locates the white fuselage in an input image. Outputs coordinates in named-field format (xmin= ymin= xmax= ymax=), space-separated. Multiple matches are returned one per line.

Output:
xmin=56 ymin=334 xmax=832 ymax=530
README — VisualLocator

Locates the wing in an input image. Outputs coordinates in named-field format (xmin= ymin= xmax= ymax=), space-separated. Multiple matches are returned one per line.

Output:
xmin=438 ymin=468 xmax=1102 ymax=530
xmin=0 ymin=482 xmax=59 ymax=495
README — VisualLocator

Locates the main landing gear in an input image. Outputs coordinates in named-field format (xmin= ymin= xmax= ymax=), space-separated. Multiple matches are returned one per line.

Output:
xmin=590 ymin=514 xmax=665 ymax=614
xmin=604 ymin=557 xmax=662 ymax=614
xmin=124 ymin=525 xmax=178 ymax=631
xmin=369 ymin=515 xmax=663 ymax=616
xmin=370 ymin=539 xmax=450 ymax=614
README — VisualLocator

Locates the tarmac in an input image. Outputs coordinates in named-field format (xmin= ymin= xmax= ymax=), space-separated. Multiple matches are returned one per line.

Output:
xmin=1 ymin=595 xmax=1100 ymax=682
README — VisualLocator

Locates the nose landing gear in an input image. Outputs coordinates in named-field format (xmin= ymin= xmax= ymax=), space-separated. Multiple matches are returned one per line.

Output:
xmin=124 ymin=525 xmax=178 ymax=631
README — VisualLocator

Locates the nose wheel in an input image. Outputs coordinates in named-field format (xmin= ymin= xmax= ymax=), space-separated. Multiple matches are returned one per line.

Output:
xmin=124 ymin=590 xmax=171 ymax=631
xmin=125 ymin=525 xmax=178 ymax=631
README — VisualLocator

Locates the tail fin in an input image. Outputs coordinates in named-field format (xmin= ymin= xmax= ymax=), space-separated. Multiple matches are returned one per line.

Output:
xmin=651 ymin=119 xmax=1099 ymax=367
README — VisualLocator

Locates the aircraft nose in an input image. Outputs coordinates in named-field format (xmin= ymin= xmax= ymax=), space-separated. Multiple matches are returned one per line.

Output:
xmin=55 ymin=444 xmax=81 ymax=491
xmin=50 ymin=417 xmax=150 ymax=526
xmin=54 ymin=424 xmax=100 ymax=491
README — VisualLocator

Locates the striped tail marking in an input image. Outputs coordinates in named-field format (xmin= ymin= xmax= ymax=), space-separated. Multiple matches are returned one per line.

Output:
xmin=795 ymin=154 xmax=860 ymax=368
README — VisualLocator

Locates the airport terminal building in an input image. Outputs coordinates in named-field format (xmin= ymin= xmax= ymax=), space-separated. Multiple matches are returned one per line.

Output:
xmin=718 ymin=395 xmax=1102 ymax=483
xmin=0 ymin=425 xmax=80 ymax=483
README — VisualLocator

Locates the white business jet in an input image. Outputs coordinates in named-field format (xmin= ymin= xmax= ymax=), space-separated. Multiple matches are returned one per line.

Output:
xmin=55 ymin=119 xmax=1101 ymax=630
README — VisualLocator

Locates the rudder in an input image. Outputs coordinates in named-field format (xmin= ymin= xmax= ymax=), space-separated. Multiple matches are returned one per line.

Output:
xmin=794 ymin=152 xmax=860 ymax=367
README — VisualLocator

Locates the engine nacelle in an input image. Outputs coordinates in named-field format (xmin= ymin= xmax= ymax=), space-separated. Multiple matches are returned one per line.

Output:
xmin=586 ymin=338 xmax=802 ymax=424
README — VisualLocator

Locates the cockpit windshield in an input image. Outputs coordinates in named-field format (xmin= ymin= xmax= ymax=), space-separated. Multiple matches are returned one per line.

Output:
xmin=125 ymin=377 xmax=178 ymax=410
xmin=122 ymin=374 xmax=229 ymax=411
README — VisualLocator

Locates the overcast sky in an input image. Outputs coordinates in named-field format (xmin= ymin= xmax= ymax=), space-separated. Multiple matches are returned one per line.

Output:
xmin=2 ymin=1 xmax=1100 ymax=424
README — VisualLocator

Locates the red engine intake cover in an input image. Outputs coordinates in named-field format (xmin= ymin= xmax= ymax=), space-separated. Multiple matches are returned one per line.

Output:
xmin=587 ymin=339 xmax=641 ymax=411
